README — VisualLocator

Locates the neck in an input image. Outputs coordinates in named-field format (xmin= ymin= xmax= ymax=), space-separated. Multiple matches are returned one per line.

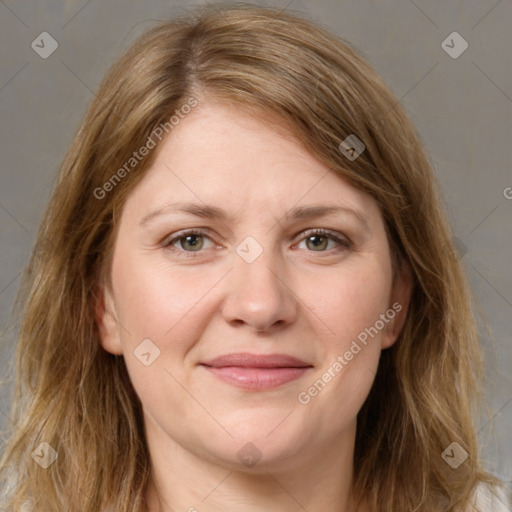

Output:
xmin=143 ymin=417 xmax=366 ymax=512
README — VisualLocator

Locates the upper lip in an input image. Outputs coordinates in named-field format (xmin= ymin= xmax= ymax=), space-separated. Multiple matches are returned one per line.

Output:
xmin=200 ymin=353 xmax=312 ymax=368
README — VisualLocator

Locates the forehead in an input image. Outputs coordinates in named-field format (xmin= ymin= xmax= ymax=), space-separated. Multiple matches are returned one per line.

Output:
xmin=121 ymin=101 xmax=381 ymax=226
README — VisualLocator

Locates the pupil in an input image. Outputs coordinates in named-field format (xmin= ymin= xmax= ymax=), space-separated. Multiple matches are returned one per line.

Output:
xmin=308 ymin=235 xmax=327 ymax=250
xmin=184 ymin=235 xmax=202 ymax=250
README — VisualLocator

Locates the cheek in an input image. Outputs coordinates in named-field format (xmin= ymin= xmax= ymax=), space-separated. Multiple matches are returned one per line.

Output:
xmin=302 ymin=257 xmax=393 ymax=348
xmin=111 ymin=252 xmax=219 ymax=421
xmin=111 ymin=251 xmax=218 ymax=350
xmin=293 ymin=260 xmax=391 ymax=424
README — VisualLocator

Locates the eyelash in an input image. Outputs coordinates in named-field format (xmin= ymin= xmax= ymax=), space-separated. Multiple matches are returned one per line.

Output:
xmin=162 ymin=228 xmax=351 ymax=258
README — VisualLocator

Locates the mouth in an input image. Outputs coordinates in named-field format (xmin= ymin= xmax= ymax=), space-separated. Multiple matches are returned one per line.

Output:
xmin=199 ymin=353 xmax=313 ymax=391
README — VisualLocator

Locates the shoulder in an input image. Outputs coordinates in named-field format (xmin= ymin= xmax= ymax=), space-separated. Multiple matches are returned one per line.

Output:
xmin=472 ymin=481 xmax=512 ymax=512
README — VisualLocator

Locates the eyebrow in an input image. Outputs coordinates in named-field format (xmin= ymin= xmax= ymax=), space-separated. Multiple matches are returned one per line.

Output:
xmin=139 ymin=201 xmax=371 ymax=233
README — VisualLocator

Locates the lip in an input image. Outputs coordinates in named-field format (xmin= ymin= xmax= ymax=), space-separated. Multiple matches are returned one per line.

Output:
xmin=200 ymin=352 xmax=313 ymax=391
xmin=201 ymin=353 xmax=311 ymax=368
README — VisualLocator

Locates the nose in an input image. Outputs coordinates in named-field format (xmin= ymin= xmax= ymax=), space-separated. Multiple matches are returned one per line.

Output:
xmin=220 ymin=245 xmax=298 ymax=333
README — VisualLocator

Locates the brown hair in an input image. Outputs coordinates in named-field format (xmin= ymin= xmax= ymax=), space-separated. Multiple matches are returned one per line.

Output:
xmin=0 ymin=3 xmax=502 ymax=510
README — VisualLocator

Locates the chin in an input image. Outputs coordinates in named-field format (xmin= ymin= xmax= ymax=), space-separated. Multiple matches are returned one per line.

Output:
xmin=209 ymin=442 xmax=306 ymax=475
xmin=198 ymin=423 xmax=311 ymax=474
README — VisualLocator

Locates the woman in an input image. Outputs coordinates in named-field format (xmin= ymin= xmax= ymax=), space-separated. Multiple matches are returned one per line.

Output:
xmin=0 ymin=3 xmax=509 ymax=511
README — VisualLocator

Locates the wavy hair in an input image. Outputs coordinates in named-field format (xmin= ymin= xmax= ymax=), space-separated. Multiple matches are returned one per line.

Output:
xmin=0 ymin=3 xmax=503 ymax=511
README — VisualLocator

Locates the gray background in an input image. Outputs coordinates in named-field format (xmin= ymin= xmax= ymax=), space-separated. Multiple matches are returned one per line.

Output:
xmin=1 ymin=0 xmax=511 ymax=481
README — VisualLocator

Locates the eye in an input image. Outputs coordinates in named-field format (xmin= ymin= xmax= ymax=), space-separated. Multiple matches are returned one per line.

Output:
xmin=162 ymin=227 xmax=351 ymax=258
xmin=163 ymin=229 xmax=215 ymax=254
xmin=296 ymin=229 xmax=351 ymax=252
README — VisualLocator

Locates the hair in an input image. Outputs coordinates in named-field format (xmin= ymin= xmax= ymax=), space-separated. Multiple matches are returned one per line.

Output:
xmin=0 ymin=3 xmax=504 ymax=511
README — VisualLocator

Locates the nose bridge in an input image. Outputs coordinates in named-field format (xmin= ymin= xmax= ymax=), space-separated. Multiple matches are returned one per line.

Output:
xmin=221 ymin=234 xmax=297 ymax=331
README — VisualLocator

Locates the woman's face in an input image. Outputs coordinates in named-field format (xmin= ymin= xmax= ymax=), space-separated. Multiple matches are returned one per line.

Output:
xmin=97 ymin=101 xmax=411 ymax=473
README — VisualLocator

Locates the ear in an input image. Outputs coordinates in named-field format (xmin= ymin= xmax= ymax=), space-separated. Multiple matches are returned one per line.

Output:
xmin=381 ymin=260 xmax=413 ymax=349
xmin=94 ymin=283 xmax=123 ymax=356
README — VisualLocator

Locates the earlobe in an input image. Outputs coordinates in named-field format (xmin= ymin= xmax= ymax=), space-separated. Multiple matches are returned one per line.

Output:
xmin=382 ymin=260 xmax=414 ymax=349
xmin=94 ymin=284 xmax=124 ymax=356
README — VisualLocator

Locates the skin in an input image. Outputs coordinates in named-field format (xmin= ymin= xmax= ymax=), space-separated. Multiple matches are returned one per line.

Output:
xmin=96 ymin=101 xmax=412 ymax=512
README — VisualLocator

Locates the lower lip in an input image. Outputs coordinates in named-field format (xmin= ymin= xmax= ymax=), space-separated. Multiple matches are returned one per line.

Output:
xmin=202 ymin=366 xmax=311 ymax=390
